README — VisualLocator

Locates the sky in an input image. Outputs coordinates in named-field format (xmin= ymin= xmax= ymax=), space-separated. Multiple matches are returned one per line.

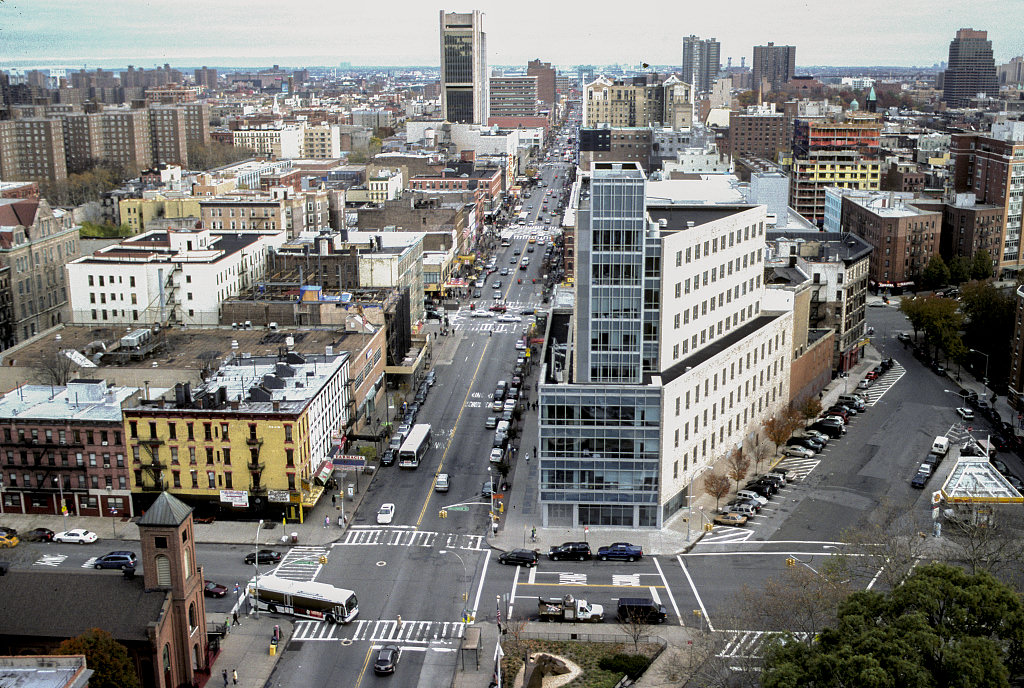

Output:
xmin=0 ymin=0 xmax=1021 ymax=70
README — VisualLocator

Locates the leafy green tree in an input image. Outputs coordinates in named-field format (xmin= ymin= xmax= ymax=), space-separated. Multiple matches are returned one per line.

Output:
xmin=949 ymin=255 xmax=971 ymax=285
xmin=971 ymin=249 xmax=994 ymax=280
xmin=763 ymin=563 xmax=1024 ymax=688
xmin=922 ymin=254 xmax=950 ymax=289
xmin=899 ymin=296 xmax=927 ymax=338
xmin=959 ymin=280 xmax=1013 ymax=383
xmin=56 ymin=628 xmax=141 ymax=688
xmin=902 ymin=295 xmax=964 ymax=361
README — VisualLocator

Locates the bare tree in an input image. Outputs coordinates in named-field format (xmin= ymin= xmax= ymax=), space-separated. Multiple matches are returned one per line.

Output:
xmin=503 ymin=616 xmax=530 ymax=659
xmin=616 ymin=609 xmax=652 ymax=653
xmin=675 ymin=629 xmax=762 ymax=688
xmin=34 ymin=348 xmax=75 ymax=386
xmin=798 ymin=397 xmax=823 ymax=426
xmin=834 ymin=514 xmax=931 ymax=592
xmin=702 ymin=472 xmax=731 ymax=511
xmin=942 ymin=503 xmax=1024 ymax=580
xmin=726 ymin=449 xmax=751 ymax=491
xmin=762 ymin=414 xmax=792 ymax=456
xmin=738 ymin=563 xmax=852 ymax=641
xmin=752 ymin=439 xmax=772 ymax=473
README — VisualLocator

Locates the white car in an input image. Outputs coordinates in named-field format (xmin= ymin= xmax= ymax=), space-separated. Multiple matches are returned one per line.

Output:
xmin=736 ymin=490 xmax=769 ymax=506
xmin=471 ymin=309 xmax=492 ymax=318
xmin=956 ymin=407 xmax=975 ymax=421
xmin=785 ymin=445 xmax=816 ymax=459
xmin=376 ymin=503 xmax=395 ymax=525
xmin=53 ymin=529 xmax=98 ymax=544
xmin=498 ymin=314 xmax=521 ymax=323
xmin=489 ymin=448 xmax=504 ymax=463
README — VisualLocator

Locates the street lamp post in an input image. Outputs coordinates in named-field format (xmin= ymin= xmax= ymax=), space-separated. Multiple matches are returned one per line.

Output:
xmin=970 ymin=349 xmax=990 ymax=398
xmin=439 ymin=549 xmax=471 ymax=621
xmin=686 ymin=464 xmax=713 ymax=542
xmin=254 ymin=519 xmax=264 ymax=618
xmin=53 ymin=475 xmax=68 ymax=532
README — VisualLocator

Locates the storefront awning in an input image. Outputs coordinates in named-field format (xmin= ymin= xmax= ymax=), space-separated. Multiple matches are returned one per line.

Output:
xmin=313 ymin=460 xmax=335 ymax=486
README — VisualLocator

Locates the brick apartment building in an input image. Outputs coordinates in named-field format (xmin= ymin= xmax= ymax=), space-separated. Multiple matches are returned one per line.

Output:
xmin=841 ymin=194 xmax=941 ymax=290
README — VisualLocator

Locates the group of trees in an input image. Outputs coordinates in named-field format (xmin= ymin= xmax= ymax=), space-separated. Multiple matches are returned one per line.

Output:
xmin=920 ymin=250 xmax=994 ymax=290
xmin=762 ymin=563 xmax=1024 ymax=687
xmin=186 ymin=141 xmax=254 ymax=171
xmin=39 ymin=159 xmax=138 ymax=207
xmin=900 ymin=279 xmax=1014 ymax=386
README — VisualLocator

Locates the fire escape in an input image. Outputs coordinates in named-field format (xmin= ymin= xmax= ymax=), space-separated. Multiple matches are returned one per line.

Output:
xmin=139 ymin=433 xmax=166 ymax=492
xmin=247 ymin=427 xmax=266 ymax=496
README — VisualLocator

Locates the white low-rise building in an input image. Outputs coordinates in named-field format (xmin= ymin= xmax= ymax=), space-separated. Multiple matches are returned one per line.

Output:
xmin=66 ymin=226 xmax=286 ymax=326
xmin=232 ymin=125 xmax=304 ymax=159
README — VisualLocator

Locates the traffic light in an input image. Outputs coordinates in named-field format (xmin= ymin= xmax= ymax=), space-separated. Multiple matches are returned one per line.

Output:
xmin=786 ymin=557 xmax=796 ymax=567
xmin=319 ymin=555 xmax=328 ymax=565
xmin=439 ymin=509 xmax=448 ymax=519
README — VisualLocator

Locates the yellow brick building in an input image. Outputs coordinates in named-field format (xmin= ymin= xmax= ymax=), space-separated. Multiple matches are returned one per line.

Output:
xmin=126 ymin=352 xmax=350 ymax=521
xmin=120 ymin=195 xmax=202 ymax=233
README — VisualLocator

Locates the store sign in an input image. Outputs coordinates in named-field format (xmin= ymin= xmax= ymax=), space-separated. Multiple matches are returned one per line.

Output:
xmin=268 ymin=490 xmax=291 ymax=503
xmin=219 ymin=490 xmax=249 ymax=507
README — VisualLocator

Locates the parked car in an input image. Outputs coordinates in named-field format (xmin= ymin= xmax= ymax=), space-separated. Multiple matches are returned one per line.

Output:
xmin=803 ymin=430 xmax=830 ymax=444
xmin=785 ymin=445 xmax=816 ymax=459
xmin=736 ymin=490 xmax=769 ymax=506
xmin=485 ymin=416 xmax=498 ymax=429
xmin=788 ymin=437 xmax=824 ymax=452
xmin=381 ymin=449 xmax=396 ymax=467
xmin=481 ymin=481 xmax=495 ymax=498
xmin=374 ymin=645 xmax=401 ymax=675
xmin=0 ymin=526 xmax=17 ymax=538
xmin=93 ymin=551 xmax=137 ymax=570
xmin=204 ymin=580 xmax=229 ymax=598
xmin=597 ymin=542 xmax=643 ymax=562
xmin=956 ymin=407 xmax=975 ymax=421
xmin=53 ymin=529 xmax=98 ymax=544
xmin=548 ymin=542 xmax=592 ymax=561
xmin=244 ymin=549 xmax=282 ymax=565
xmin=376 ymin=503 xmax=396 ymax=525
xmin=498 ymin=549 xmax=539 ymax=567
xmin=0 ymin=534 xmax=19 ymax=548
xmin=23 ymin=527 xmax=54 ymax=542
xmin=810 ymin=421 xmax=844 ymax=438
xmin=713 ymin=512 xmax=749 ymax=527
xmin=425 ymin=370 xmax=436 ymax=387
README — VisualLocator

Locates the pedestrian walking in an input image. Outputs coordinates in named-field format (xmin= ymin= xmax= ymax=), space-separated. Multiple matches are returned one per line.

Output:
xmin=324 ymin=516 xmax=329 ymax=529
xmin=233 ymin=582 xmax=240 ymax=596
xmin=232 ymin=610 xmax=239 ymax=626
xmin=232 ymin=669 xmax=238 ymax=685
xmin=397 ymin=615 xmax=403 ymax=630
xmin=332 ymin=494 xmax=336 ymax=506
xmin=222 ymin=670 xmax=228 ymax=687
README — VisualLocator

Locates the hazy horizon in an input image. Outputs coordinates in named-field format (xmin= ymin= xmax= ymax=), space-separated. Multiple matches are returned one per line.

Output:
xmin=1 ymin=0 xmax=1020 ymax=70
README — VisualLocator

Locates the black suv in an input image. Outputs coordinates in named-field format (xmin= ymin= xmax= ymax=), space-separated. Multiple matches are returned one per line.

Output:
xmin=547 ymin=542 xmax=592 ymax=561
xmin=245 ymin=549 xmax=282 ymax=565
xmin=381 ymin=449 xmax=396 ymax=467
xmin=497 ymin=549 xmax=539 ymax=567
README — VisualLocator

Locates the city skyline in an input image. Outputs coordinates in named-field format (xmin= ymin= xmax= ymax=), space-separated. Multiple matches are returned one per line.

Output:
xmin=1 ymin=0 xmax=1021 ymax=70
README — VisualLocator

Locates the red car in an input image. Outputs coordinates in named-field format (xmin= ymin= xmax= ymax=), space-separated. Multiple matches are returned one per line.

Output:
xmin=489 ymin=304 xmax=507 ymax=313
xmin=204 ymin=580 xmax=228 ymax=598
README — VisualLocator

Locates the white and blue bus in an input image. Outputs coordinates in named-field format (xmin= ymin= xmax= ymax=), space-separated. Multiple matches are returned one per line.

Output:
xmin=398 ymin=423 xmax=432 ymax=469
xmin=250 ymin=575 xmax=358 ymax=624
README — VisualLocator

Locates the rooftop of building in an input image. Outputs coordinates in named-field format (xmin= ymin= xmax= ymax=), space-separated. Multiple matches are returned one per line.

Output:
xmin=647 ymin=177 xmax=746 ymax=205
xmin=72 ymin=230 xmax=273 ymax=265
xmin=0 ymin=379 xmax=137 ymax=422
xmin=0 ymin=569 xmax=168 ymax=644
xmin=846 ymin=193 xmax=943 ymax=218
xmin=660 ymin=313 xmax=783 ymax=385
xmin=0 ymin=324 xmax=368 ymax=376
xmin=766 ymin=230 xmax=874 ymax=263
xmin=646 ymin=204 xmax=759 ymax=232
xmin=0 ymin=656 xmax=90 ymax=688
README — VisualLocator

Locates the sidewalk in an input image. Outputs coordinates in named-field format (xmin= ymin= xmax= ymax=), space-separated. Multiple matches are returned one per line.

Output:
xmin=206 ymin=611 xmax=292 ymax=688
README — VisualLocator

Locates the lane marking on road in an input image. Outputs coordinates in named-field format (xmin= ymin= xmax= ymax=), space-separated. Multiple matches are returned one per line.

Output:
xmin=684 ymin=550 xmax=861 ymax=557
xmin=558 ymin=572 xmax=587 ymax=585
xmin=612 ymin=574 xmax=641 ymax=586
xmin=352 ymin=644 xmax=373 ymax=688
xmin=695 ymin=539 xmax=847 ymax=546
xmin=472 ymin=550 xmax=491 ymax=619
xmin=527 ymin=566 xmax=536 ymax=585
xmin=415 ymin=330 xmax=492 ymax=528
xmin=517 ymin=582 xmax=666 ymax=589
xmin=677 ymin=555 xmax=714 ymax=633
xmin=652 ymin=556 xmax=683 ymax=626
xmin=34 ymin=554 xmax=67 ymax=567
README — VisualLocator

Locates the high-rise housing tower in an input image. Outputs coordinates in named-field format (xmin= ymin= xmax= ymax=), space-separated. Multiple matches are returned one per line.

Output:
xmin=439 ymin=10 xmax=488 ymax=124
xmin=681 ymin=35 xmax=721 ymax=93
xmin=752 ymin=42 xmax=796 ymax=93
xmin=942 ymin=28 xmax=998 ymax=108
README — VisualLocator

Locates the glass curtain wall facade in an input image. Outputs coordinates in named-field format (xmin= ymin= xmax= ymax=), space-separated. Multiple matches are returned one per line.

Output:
xmin=540 ymin=163 xmax=662 ymax=529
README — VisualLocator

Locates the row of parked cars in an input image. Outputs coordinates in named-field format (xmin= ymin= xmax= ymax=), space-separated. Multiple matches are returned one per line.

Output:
xmin=496 ymin=541 xmax=644 ymax=567
xmin=714 ymin=469 xmax=792 ymax=523
xmin=381 ymin=371 xmax=437 ymax=466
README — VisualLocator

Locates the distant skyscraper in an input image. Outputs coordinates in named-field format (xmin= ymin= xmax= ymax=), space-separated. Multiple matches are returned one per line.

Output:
xmin=527 ymin=59 xmax=556 ymax=107
xmin=439 ymin=10 xmax=488 ymax=124
xmin=752 ymin=42 xmax=796 ymax=93
xmin=680 ymin=35 xmax=720 ymax=92
xmin=942 ymin=28 xmax=998 ymax=108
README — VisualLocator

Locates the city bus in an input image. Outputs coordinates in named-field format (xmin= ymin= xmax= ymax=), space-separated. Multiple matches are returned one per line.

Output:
xmin=398 ymin=423 xmax=432 ymax=468
xmin=250 ymin=575 xmax=358 ymax=624
xmin=518 ymin=211 xmax=529 ymax=224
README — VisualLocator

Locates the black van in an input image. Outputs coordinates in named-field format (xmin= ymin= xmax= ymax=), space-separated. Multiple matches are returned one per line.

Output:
xmin=616 ymin=598 xmax=668 ymax=624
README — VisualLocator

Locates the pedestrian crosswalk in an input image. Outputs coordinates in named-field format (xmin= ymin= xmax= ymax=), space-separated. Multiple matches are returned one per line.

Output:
xmin=770 ymin=454 xmax=821 ymax=481
xmin=856 ymin=362 xmax=906 ymax=405
xmin=292 ymin=618 xmax=466 ymax=644
xmin=335 ymin=528 xmax=487 ymax=552
xmin=272 ymin=546 xmax=329 ymax=582
xmin=716 ymin=629 xmax=810 ymax=661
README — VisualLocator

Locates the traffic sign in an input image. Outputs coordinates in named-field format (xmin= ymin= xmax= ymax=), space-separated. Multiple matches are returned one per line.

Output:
xmin=492 ymin=494 xmax=504 ymax=499
xmin=447 ymin=506 xmax=470 ymax=512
